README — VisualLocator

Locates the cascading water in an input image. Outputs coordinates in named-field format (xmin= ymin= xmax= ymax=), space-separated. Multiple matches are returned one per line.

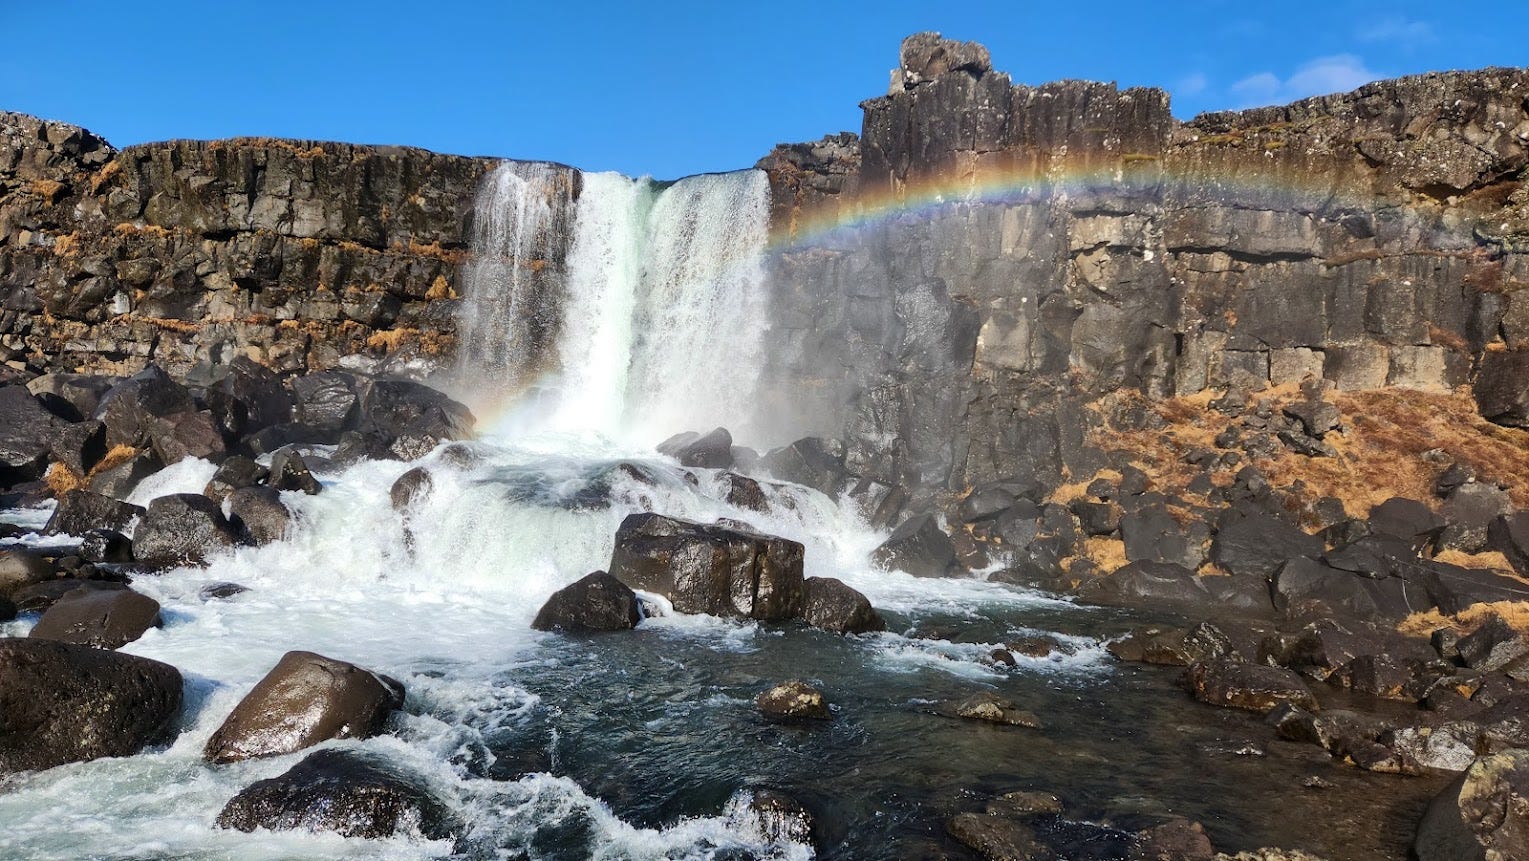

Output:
xmin=457 ymin=164 xmax=772 ymax=445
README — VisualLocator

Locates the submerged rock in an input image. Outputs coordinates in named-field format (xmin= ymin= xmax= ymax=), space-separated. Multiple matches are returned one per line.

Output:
xmin=28 ymin=587 xmax=161 ymax=649
xmin=215 ymin=748 xmax=453 ymax=839
xmin=948 ymin=691 xmax=1042 ymax=728
xmin=945 ymin=812 xmax=1045 ymax=861
xmin=756 ymin=680 xmax=831 ymax=720
xmin=728 ymin=788 xmax=816 ymax=846
xmin=800 ymin=576 xmax=886 ymax=634
xmin=0 ymin=638 xmax=182 ymax=774
xmin=531 ymin=571 xmax=641 ymax=632
xmin=609 ymin=512 xmax=804 ymax=620
xmin=204 ymin=650 xmax=405 ymax=763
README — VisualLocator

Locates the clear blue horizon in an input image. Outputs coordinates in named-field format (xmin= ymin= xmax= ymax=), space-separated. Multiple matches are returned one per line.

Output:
xmin=4 ymin=1 xmax=1524 ymax=180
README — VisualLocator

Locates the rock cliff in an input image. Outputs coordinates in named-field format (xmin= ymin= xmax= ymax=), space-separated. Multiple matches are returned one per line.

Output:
xmin=3 ymin=34 xmax=1528 ymax=511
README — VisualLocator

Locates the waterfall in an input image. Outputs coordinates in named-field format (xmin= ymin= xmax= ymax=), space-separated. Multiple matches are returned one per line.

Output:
xmin=456 ymin=165 xmax=772 ymax=445
xmin=455 ymin=161 xmax=575 ymax=393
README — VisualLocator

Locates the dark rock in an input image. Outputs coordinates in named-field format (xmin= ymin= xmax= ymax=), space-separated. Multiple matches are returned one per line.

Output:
xmin=609 ymin=513 xmax=804 ymax=620
xmin=669 ymin=427 xmax=733 ymax=469
xmin=1120 ymin=506 xmax=1204 ymax=568
xmin=215 ymin=748 xmax=452 ymax=839
xmin=1132 ymin=818 xmax=1215 ymax=861
xmin=1436 ymin=463 xmax=1476 ymax=498
xmin=1076 ymin=561 xmax=1212 ymax=609
xmin=872 ymin=513 xmax=959 ymax=577
xmin=1184 ymin=660 xmax=1318 ymax=713
xmin=10 ymin=578 xmax=128 ymax=613
xmin=733 ymin=788 xmax=815 ymax=846
xmin=133 ymin=493 xmax=241 ymax=567
xmin=0 ymin=547 xmax=54 ymax=597
xmin=0 ymin=384 xmax=73 ymax=483
xmin=899 ymin=31 xmax=992 ymax=85
xmin=93 ymin=366 xmax=224 ymax=464
xmin=760 ymin=437 xmax=847 ymax=497
xmin=27 ymin=374 xmax=116 ymax=421
xmin=1071 ymin=500 xmax=1122 ymax=536
xmin=948 ymin=691 xmax=1042 ymax=728
xmin=353 ymin=379 xmax=474 ymax=460
xmin=960 ymin=482 xmax=1024 ymax=523
xmin=0 ymin=638 xmax=182 ymax=774
xmin=0 ymin=594 xmax=13 ymax=621
xmin=268 ymin=446 xmax=322 ymax=494
xmin=1458 ymin=616 xmax=1529 ymax=673
xmin=1488 ymin=513 xmax=1529 ymax=576
xmin=227 ymin=485 xmax=292 ymax=545
xmin=1211 ymin=512 xmax=1323 ymax=578
xmin=1415 ymin=749 xmax=1529 ymax=861
xmin=1271 ymin=556 xmax=1430 ymax=622
xmin=1328 ymin=654 xmax=1414 ymax=700
xmin=801 ymin=576 xmax=886 ymax=634
xmin=531 ymin=571 xmax=641 ymax=632
xmin=204 ymin=650 xmax=405 ymax=763
xmin=28 ymin=587 xmax=161 ymax=649
xmin=390 ymin=466 xmax=433 ymax=510
xmin=1440 ymin=482 xmax=1515 ymax=552
xmin=1111 ymin=622 xmax=1239 ymax=666
xmin=42 ymin=489 xmax=143 ymax=537
xmin=1282 ymin=401 xmax=1341 ymax=438
xmin=203 ymin=455 xmax=267 ymax=505
xmin=987 ymin=790 xmax=1064 ymax=816
xmin=1368 ymin=497 xmax=1446 ymax=549
xmin=86 ymin=449 xmax=160 ymax=499
xmin=216 ymin=357 xmax=293 ymax=430
xmin=291 ymin=371 xmax=360 ymax=435
xmin=756 ymin=680 xmax=830 ymax=720
xmin=48 ymin=419 xmax=106 ymax=477
xmin=200 ymin=581 xmax=248 ymax=600
xmin=1475 ymin=350 xmax=1529 ymax=427
xmin=944 ymin=812 xmax=1045 ymax=861
xmin=722 ymin=472 xmax=769 ymax=512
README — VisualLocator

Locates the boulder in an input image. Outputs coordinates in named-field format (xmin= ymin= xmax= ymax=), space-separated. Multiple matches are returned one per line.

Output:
xmin=608 ymin=513 xmax=804 ymax=620
xmin=1185 ymin=660 xmax=1318 ymax=713
xmin=1368 ymin=497 xmax=1446 ymax=549
xmin=0 ymin=594 xmax=13 ymax=622
xmin=1415 ymin=749 xmax=1529 ymax=861
xmin=0 ymin=638 xmax=182 ymax=774
xmin=202 ymin=455 xmax=268 ymax=505
xmin=871 ymin=513 xmax=960 ymax=578
xmin=729 ymin=788 xmax=815 ymax=846
xmin=900 ymin=32 xmax=992 ymax=86
xmin=215 ymin=748 xmax=453 ymax=839
xmin=1134 ymin=818 xmax=1216 ymax=861
xmin=10 ymin=579 xmax=127 ymax=613
xmin=353 ymin=379 xmax=474 ymax=460
xmin=268 ymin=446 xmax=322 ymax=495
xmin=1474 ymin=349 xmax=1529 ymax=427
xmin=948 ymin=692 xmax=1042 ymax=728
xmin=721 ymin=472 xmax=769 ymax=512
xmin=755 ymin=680 xmax=831 ymax=720
xmin=1210 ymin=512 xmax=1323 ymax=578
xmin=760 ymin=437 xmax=847 ymax=497
xmin=800 ymin=576 xmax=886 ymax=634
xmin=27 ymin=374 xmax=116 ymax=420
xmin=216 ymin=356 xmax=294 ymax=431
xmin=1072 ymin=499 xmax=1123 ymax=536
xmin=132 ymin=493 xmax=242 ymax=568
xmin=1271 ymin=557 xmax=1431 ymax=622
xmin=93 ymin=366 xmax=224 ymax=464
xmin=1441 ymin=483 xmax=1515 ymax=552
xmin=86 ymin=449 xmax=160 ymax=499
xmin=531 ymin=571 xmax=641 ymax=632
xmin=291 ymin=371 xmax=361 ymax=435
xmin=28 ymin=587 xmax=161 ymax=649
xmin=42 ymin=489 xmax=143 ymax=537
xmin=944 ymin=812 xmax=1044 ymax=861
xmin=0 ymin=384 xmax=70 ymax=482
xmin=389 ymin=466 xmax=432 ymax=511
xmin=667 ymin=427 xmax=733 ymax=469
xmin=1458 ymin=615 xmax=1529 ymax=673
xmin=1076 ymin=561 xmax=1213 ymax=609
xmin=1488 ymin=513 xmax=1529 ymax=576
xmin=204 ymin=650 xmax=405 ymax=763
xmin=48 ymin=419 xmax=106 ymax=476
xmin=200 ymin=581 xmax=249 ymax=601
xmin=0 ymin=547 xmax=54 ymax=597
xmin=1120 ymin=507 xmax=1205 ymax=569
xmin=226 ymin=485 xmax=292 ymax=545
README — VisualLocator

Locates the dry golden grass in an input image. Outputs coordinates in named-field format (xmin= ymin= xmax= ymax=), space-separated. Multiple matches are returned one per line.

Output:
xmin=425 ymin=275 xmax=455 ymax=301
xmin=1092 ymin=386 xmax=1529 ymax=522
xmin=1400 ymin=602 xmax=1529 ymax=636
xmin=45 ymin=463 xmax=82 ymax=495
xmin=1047 ymin=468 xmax=1122 ymax=505
xmin=30 ymin=179 xmax=66 ymax=202
xmin=1080 ymin=537 xmax=1128 ymax=574
xmin=50 ymin=231 xmax=79 ymax=257
xmin=1435 ymin=549 xmax=1520 ymax=575
xmin=89 ymin=159 xmax=120 ymax=194
xmin=92 ymin=444 xmax=140 ymax=476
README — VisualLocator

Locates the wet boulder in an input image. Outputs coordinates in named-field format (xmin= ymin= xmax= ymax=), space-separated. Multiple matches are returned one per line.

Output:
xmin=10 ymin=579 xmax=128 ymax=614
xmin=728 ymin=788 xmax=815 ymax=846
xmin=42 ymin=489 xmax=143 ymax=537
xmin=87 ymin=449 xmax=160 ymax=500
xmin=389 ymin=466 xmax=433 ymax=511
xmin=215 ymin=356 xmax=294 ymax=431
xmin=215 ymin=748 xmax=453 ymax=839
xmin=871 ymin=513 xmax=960 ymax=578
xmin=947 ymin=691 xmax=1042 ymax=728
xmin=0 ymin=595 xmax=13 ymax=622
xmin=1134 ymin=818 xmax=1216 ymax=861
xmin=801 ymin=576 xmax=886 ymax=634
xmin=721 ymin=472 xmax=769 ymax=512
xmin=0 ymin=547 xmax=54 ymax=597
xmin=200 ymin=581 xmax=249 ymax=600
xmin=531 ymin=571 xmax=641 ymax=632
xmin=608 ymin=513 xmax=804 ymax=620
xmin=28 ymin=587 xmax=161 ymax=650
xmin=760 ymin=437 xmax=847 ymax=498
xmin=0 ymin=638 xmax=182 ymax=774
xmin=268 ymin=446 xmax=323 ymax=494
xmin=1415 ymin=749 xmax=1529 ymax=861
xmin=202 ymin=455 xmax=268 ymax=505
xmin=944 ymin=812 xmax=1044 ymax=861
xmin=227 ymin=486 xmax=292 ymax=545
xmin=291 ymin=371 xmax=361 ymax=435
xmin=1185 ymin=660 xmax=1318 ymax=713
xmin=93 ymin=366 xmax=224 ymax=464
xmin=666 ymin=427 xmax=733 ymax=469
xmin=132 ymin=493 xmax=242 ymax=568
xmin=204 ymin=650 xmax=405 ymax=764
xmin=353 ymin=379 xmax=475 ymax=460
xmin=756 ymin=680 xmax=831 ymax=720
xmin=959 ymin=479 xmax=1038 ymax=523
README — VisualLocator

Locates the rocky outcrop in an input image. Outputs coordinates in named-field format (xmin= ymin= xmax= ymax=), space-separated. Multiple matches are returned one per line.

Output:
xmin=608 ymin=513 xmax=804 ymax=620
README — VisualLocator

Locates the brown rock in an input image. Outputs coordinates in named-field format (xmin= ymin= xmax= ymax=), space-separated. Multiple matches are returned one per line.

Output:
xmin=28 ymin=587 xmax=161 ymax=649
xmin=755 ymin=680 xmax=831 ymax=720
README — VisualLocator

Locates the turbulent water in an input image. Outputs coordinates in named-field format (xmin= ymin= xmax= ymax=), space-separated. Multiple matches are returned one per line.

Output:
xmin=0 ymin=164 xmax=1432 ymax=861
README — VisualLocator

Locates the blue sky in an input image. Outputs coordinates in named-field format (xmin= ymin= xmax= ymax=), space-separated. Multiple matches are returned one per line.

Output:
xmin=2 ymin=2 xmax=1522 ymax=179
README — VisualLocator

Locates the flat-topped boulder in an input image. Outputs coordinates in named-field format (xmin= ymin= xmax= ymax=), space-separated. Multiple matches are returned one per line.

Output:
xmin=29 ymin=587 xmax=161 ymax=650
xmin=608 ymin=512 xmax=804 ymax=620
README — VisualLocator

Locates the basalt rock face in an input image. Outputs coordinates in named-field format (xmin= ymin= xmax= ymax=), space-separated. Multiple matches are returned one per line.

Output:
xmin=1 ymin=110 xmax=492 ymax=377
xmin=755 ymin=32 xmax=1529 ymax=513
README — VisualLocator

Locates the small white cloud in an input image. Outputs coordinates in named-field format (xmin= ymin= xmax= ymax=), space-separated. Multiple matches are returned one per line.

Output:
xmin=1230 ymin=55 xmax=1381 ymax=107
xmin=1178 ymin=72 xmax=1209 ymax=97
xmin=1359 ymin=16 xmax=1435 ymax=48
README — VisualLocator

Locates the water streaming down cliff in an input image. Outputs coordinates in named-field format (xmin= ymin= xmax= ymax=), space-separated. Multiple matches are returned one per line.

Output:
xmin=456 ymin=164 xmax=773 ymax=444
